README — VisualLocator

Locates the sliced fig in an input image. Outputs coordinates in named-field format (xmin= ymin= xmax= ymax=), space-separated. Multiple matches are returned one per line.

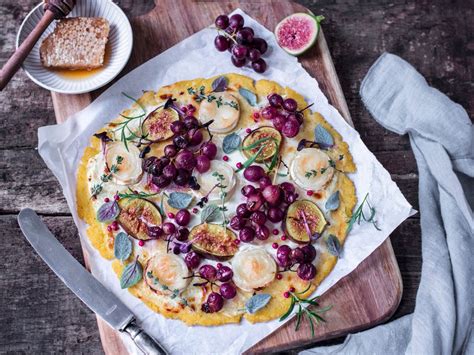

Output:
xmin=190 ymin=223 xmax=238 ymax=260
xmin=142 ymin=107 xmax=178 ymax=141
xmin=284 ymin=200 xmax=327 ymax=243
xmin=117 ymin=198 xmax=162 ymax=240
xmin=275 ymin=13 xmax=324 ymax=56
xmin=242 ymin=126 xmax=282 ymax=162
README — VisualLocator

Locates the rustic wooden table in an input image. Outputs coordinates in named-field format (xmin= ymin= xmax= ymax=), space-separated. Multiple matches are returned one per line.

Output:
xmin=0 ymin=0 xmax=472 ymax=353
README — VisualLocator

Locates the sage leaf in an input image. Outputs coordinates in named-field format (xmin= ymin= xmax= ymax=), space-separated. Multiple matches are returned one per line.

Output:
xmin=246 ymin=294 xmax=271 ymax=314
xmin=315 ymin=124 xmax=334 ymax=148
xmin=114 ymin=232 xmax=132 ymax=261
xmin=120 ymin=258 xmax=143 ymax=289
xmin=212 ymin=76 xmax=228 ymax=92
xmin=168 ymin=192 xmax=193 ymax=209
xmin=326 ymin=234 xmax=341 ymax=257
xmin=325 ymin=191 xmax=340 ymax=211
xmin=222 ymin=132 xmax=241 ymax=154
xmin=201 ymin=203 xmax=221 ymax=223
xmin=239 ymin=88 xmax=257 ymax=106
xmin=96 ymin=201 xmax=120 ymax=223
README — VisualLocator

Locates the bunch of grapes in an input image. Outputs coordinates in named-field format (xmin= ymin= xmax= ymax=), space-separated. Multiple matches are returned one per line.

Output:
xmin=143 ymin=110 xmax=218 ymax=190
xmin=229 ymin=165 xmax=299 ymax=243
xmin=213 ymin=14 xmax=269 ymax=73
xmin=261 ymin=93 xmax=308 ymax=138
xmin=276 ymin=244 xmax=317 ymax=281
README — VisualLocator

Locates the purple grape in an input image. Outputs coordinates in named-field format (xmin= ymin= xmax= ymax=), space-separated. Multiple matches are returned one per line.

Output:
xmin=243 ymin=165 xmax=265 ymax=182
xmin=162 ymin=222 xmax=176 ymax=235
xmin=185 ymin=251 xmax=201 ymax=269
xmin=280 ymin=182 xmax=295 ymax=194
xmin=301 ymin=244 xmax=317 ymax=263
xmin=220 ymin=283 xmax=237 ymax=299
xmin=162 ymin=163 xmax=177 ymax=179
xmin=204 ymin=292 xmax=224 ymax=313
xmin=248 ymin=48 xmax=261 ymax=61
xmin=297 ymin=263 xmax=316 ymax=280
xmin=258 ymin=176 xmax=272 ymax=189
xmin=284 ymin=191 xmax=297 ymax=204
xmin=250 ymin=211 xmax=266 ymax=226
xmin=272 ymin=114 xmax=286 ymax=131
xmin=174 ymin=168 xmax=190 ymax=186
xmin=288 ymin=112 xmax=304 ymax=125
xmin=262 ymin=185 xmax=282 ymax=205
xmin=152 ymin=175 xmax=170 ymax=188
xmin=214 ymin=35 xmax=230 ymax=52
xmin=199 ymin=264 xmax=217 ymax=280
xmin=252 ymin=58 xmax=267 ymax=73
xmin=187 ymin=129 xmax=203 ymax=146
xmin=188 ymin=175 xmax=200 ymax=190
xmin=261 ymin=106 xmax=277 ymax=120
xmin=201 ymin=141 xmax=217 ymax=159
xmin=283 ymin=98 xmax=298 ymax=112
xmin=241 ymin=184 xmax=256 ymax=197
xmin=175 ymin=209 xmax=191 ymax=226
xmin=143 ymin=156 xmax=158 ymax=173
xmin=230 ymin=216 xmax=246 ymax=230
xmin=252 ymin=38 xmax=268 ymax=54
xmin=268 ymin=93 xmax=283 ymax=108
xmin=174 ymin=227 xmax=189 ymax=241
xmin=241 ymin=26 xmax=254 ymax=35
xmin=164 ymin=144 xmax=178 ymax=158
xmin=231 ymin=55 xmax=247 ymax=68
xmin=215 ymin=15 xmax=229 ymax=30
xmin=236 ymin=28 xmax=254 ymax=45
xmin=171 ymin=120 xmax=186 ymax=134
xmin=247 ymin=193 xmax=264 ymax=212
xmin=255 ymin=224 xmax=270 ymax=240
xmin=179 ymin=243 xmax=191 ymax=254
xmin=216 ymin=265 xmax=233 ymax=282
xmin=183 ymin=116 xmax=199 ymax=129
xmin=236 ymin=203 xmax=251 ymax=218
xmin=239 ymin=227 xmax=255 ymax=242
xmin=276 ymin=245 xmax=292 ymax=267
xmin=147 ymin=226 xmax=163 ymax=239
xmin=232 ymin=44 xmax=248 ymax=59
xmin=175 ymin=150 xmax=197 ymax=170
xmin=282 ymin=118 xmax=300 ymax=138
xmin=173 ymin=135 xmax=189 ymax=149
xmin=267 ymin=207 xmax=284 ymax=223
xmin=229 ymin=14 xmax=244 ymax=30
xmin=172 ymin=244 xmax=181 ymax=254
xmin=196 ymin=155 xmax=211 ymax=173
xmin=290 ymin=247 xmax=305 ymax=264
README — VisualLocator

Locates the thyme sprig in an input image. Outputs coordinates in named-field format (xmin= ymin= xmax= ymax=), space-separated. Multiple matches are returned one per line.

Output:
xmin=90 ymin=156 xmax=123 ymax=198
xmin=212 ymin=172 xmax=229 ymax=227
xmin=347 ymin=193 xmax=380 ymax=232
xmin=304 ymin=155 xmax=344 ymax=178
xmin=280 ymin=284 xmax=332 ymax=337
xmin=187 ymin=86 xmax=238 ymax=110
xmin=146 ymin=271 xmax=188 ymax=305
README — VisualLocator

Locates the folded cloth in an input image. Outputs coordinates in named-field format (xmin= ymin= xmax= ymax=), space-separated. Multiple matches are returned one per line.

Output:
xmin=301 ymin=53 xmax=473 ymax=355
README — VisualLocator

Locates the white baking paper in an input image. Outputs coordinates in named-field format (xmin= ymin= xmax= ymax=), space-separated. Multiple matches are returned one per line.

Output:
xmin=37 ymin=9 xmax=415 ymax=355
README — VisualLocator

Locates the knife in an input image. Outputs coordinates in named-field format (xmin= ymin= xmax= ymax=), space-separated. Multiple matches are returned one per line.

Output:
xmin=18 ymin=208 xmax=168 ymax=355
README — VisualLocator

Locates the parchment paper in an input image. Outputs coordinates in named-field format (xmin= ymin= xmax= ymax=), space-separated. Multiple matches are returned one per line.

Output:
xmin=37 ymin=9 xmax=415 ymax=355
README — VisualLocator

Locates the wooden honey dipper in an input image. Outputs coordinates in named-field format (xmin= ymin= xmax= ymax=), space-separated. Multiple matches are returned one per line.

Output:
xmin=0 ymin=0 xmax=75 ymax=90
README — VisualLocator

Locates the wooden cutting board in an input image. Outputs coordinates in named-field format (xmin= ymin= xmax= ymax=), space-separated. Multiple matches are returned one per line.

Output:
xmin=50 ymin=0 xmax=402 ymax=353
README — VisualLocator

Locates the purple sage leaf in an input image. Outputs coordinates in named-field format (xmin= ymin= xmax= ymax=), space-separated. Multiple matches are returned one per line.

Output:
xmin=96 ymin=201 xmax=120 ymax=223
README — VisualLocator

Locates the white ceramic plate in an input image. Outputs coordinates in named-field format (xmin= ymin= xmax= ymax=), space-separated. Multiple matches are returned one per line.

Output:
xmin=17 ymin=0 xmax=133 ymax=94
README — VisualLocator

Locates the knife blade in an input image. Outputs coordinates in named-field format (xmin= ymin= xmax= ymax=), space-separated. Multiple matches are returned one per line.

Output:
xmin=18 ymin=208 xmax=168 ymax=355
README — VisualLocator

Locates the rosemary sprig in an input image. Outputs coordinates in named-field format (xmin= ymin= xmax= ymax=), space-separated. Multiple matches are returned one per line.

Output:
xmin=279 ymin=284 xmax=332 ymax=337
xmin=347 ymin=193 xmax=381 ymax=233
xmin=90 ymin=156 xmax=123 ymax=198
xmin=118 ymin=188 xmax=159 ymax=201
xmin=236 ymin=145 xmax=265 ymax=172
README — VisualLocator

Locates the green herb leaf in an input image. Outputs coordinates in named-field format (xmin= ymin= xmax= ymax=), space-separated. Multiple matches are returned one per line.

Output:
xmin=167 ymin=192 xmax=193 ymax=209
xmin=326 ymin=234 xmax=341 ymax=257
xmin=314 ymin=124 xmax=334 ymax=148
xmin=120 ymin=258 xmax=143 ymax=289
xmin=325 ymin=191 xmax=340 ymax=211
xmin=236 ymin=145 xmax=264 ymax=172
xmin=212 ymin=76 xmax=228 ymax=92
xmin=239 ymin=88 xmax=257 ymax=106
xmin=96 ymin=201 xmax=120 ymax=223
xmin=222 ymin=132 xmax=242 ymax=154
xmin=200 ymin=203 xmax=221 ymax=223
xmin=279 ymin=297 xmax=295 ymax=321
xmin=245 ymin=294 xmax=272 ymax=314
xmin=114 ymin=232 xmax=132 ymax=261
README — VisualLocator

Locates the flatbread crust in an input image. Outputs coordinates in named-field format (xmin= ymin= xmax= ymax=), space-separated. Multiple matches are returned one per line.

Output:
xmin=76 ymin=73 xmax=356 ymax=325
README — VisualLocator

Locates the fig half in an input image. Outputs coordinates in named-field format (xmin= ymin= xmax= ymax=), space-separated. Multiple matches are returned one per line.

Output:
xmin=117 ymin=198 xmax=162 ymax=240
xmin=141 ymin=107 xmax=178 ymax=141
xmin=190 ymin=223 xmax=238 ymax=260
xmin=242 ymin=126 xmax=282 ymax=162
xmin=284 ymin=200 xmax=327 ymax=243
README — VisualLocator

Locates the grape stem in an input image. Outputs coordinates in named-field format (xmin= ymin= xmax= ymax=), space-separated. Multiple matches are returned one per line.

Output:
xmin=216 ymin=28 xmax=238 ymax=45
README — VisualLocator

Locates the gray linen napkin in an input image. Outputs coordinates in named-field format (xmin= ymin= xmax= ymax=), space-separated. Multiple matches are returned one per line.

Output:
xmin=301 ymin=53 xmax=473 ymax=355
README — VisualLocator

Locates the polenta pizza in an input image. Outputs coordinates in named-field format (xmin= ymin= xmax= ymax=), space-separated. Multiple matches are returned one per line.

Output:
xmin=76 ymin=73 xmax=357 ymax=327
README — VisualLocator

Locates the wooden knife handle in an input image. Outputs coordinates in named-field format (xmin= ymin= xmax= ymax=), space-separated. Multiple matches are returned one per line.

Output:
xmin=0 ymin=9 xmax=56 ymax=91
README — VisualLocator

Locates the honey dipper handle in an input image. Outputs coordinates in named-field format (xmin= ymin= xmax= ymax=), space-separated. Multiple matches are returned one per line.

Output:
xmin=0 ymin=9 xmax=56 ymax=91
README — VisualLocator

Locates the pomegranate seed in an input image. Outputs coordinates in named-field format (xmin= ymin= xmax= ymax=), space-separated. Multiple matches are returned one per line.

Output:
xmin=182 ymin=106 xmax=188 ymax=113
xmin=236 ymin=162 xmax=243 ymax=169
xmin=217 ymin=263 xmax=223 ymax=269
xmin=253 ymin=112 xmax=260 ymax=119
xmin=114 ymin=194 xmax=120 ymax=201
xmin=272 ymin=242 xmax=278 ymax=249
xmin=138 ymin=240 xmax=145 ymax=247
xmin=272 ymin=229 xmax=279 ymax=235
xmin=289 ymin=287 xmax=295 ymax=293
xmin=306 ymin=190 xmax=314 ymax=196
xmin=276 ymin=274 xmax=283 ymax=280
xmin=281 ymin=235 xmax=287 ymax=241
xmin=234 ymin=239 xmax=241 ymax=245
xmin=192 ymin=208 xmax=198 ymax=214
xmin=107 ymin=225 xmax=112 ymax=232
xmin=223 ymin=155 xmax=229 ymax=162
xmin=104 ymin=197 xmax=110 ymax=203
xmin=168 ymin=212 xmax=175 ymax=219
xmin=245 ymin=128 xmax=252 ymax=134
xmin=283 ymin=291 xmax=290 ymax=298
